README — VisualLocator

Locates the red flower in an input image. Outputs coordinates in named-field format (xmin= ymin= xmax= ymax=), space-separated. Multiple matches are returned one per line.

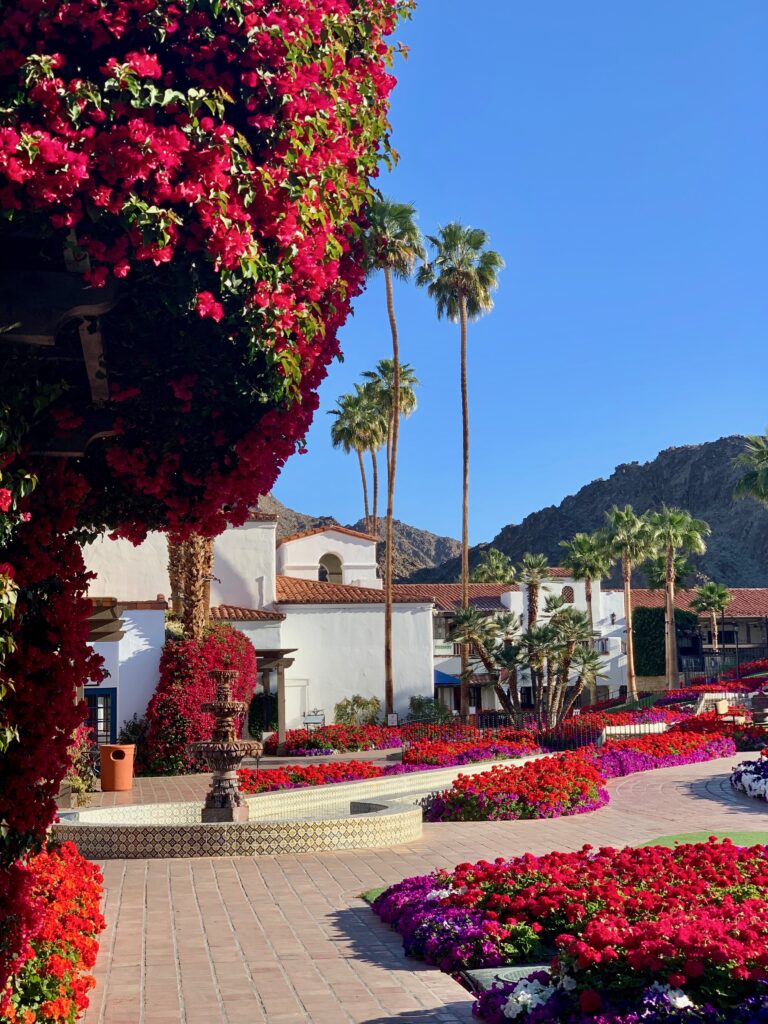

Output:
xmin=579 ymin=990 xmax=602 ymax=1013
xmin=196 ymin=291 xmax=225 ymax=322
xmin=0 ymin=487 xmax=12 ymax=512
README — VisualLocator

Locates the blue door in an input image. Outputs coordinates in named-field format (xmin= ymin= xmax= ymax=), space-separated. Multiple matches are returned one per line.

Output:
xmin=85 ymin=688 xmax=117 ymax=746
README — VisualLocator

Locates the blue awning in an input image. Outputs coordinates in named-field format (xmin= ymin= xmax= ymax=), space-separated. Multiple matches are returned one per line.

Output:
xmin=434 ymin=668 xmax=461 ymax=687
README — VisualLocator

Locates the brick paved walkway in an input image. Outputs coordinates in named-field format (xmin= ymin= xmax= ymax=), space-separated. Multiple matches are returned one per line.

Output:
xmin=82 ymin=755 xmax=766 ymax=1024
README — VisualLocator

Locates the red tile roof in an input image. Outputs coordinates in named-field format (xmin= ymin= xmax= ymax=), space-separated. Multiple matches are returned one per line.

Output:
xmin=392 ymin=583 xmax=512 ymax=612
xmin=277 ymin=525 xmax=378 ymax=547
xmin=210 ymin=605 xmax=285 ymax=622
xmin=632 ymin=588 xmax=768 ymax=617
xmin=276 ymin=576 xmax=427 ymax=605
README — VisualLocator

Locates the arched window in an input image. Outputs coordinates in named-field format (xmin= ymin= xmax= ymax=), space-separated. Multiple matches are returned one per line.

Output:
xmin=562 ymin=585 xmax=574 ymax=604
xmin=318 ymin=552 xmax=343 ymax=584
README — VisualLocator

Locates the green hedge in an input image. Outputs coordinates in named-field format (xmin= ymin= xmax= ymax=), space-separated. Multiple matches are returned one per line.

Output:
xmin=633 ymin=606 xmax=698 ymax=676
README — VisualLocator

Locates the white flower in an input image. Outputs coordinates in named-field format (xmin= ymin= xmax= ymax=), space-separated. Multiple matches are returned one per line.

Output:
xmin=559 ymin=974 xmax=577 ymax=991
xmin=502 ymin=978 xmax=555 ymax=1018
xmin=647 ymin=982 xmax=694 ymax=1010
xmin=426 ymin=887 xmax=452 ymax=900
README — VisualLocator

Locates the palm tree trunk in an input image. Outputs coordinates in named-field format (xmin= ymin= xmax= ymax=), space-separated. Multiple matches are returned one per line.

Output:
xmin=665 ymin=545 xmax=678 ymax=688
xmin=370 ymin=448 xmax=379 ymax=538
xmin=623 ymin=556 xmax=638 ymax=701
xmin=459 ymin=292 xmax=470 ymax=717
xmin=585 ymin=576 xmax=593 ymax=634
xmin=181 ymin=534 xmax=214 ymax=640
xmin=357 ymin=449 xmax=370 ymax=533
xmin=383 ymin=266 xmax=398 ymax=717
xmin=711 ymin=609 xmax=718 ymax=653
xmin=167 ymin=536 xmax=184 ymax=616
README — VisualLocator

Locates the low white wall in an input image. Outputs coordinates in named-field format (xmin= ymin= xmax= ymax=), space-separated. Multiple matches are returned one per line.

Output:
xmin=279 ymin=603 xmax=434 ymax=727
xmin=115 ymin=609 xmax=165 ymax=730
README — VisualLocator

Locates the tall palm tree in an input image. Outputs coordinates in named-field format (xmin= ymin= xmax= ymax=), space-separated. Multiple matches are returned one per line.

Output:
xmin=646 ymin=507 xmax=710 ymax=689
xmin=734 ymin=432 xmax=768 ymax=507
xmin=328 ymin=387 xmax=384 ymax=533
xmin=356 ymin=382 xmax=387 ymax=537
xmin=470 ymin=547 xmax=516 ymax=584
xmin=361 ymin=358 xmax=419 ymax=502
xmin=690 ymin=581 xmax=731 ymax=652
xmin=364 ymin=200 xmax=425 ymax=715
xmin=517 ymin=552 xmax=551 ymax=627
xmin=606 ymin=506 xmax=654 ymax=702
xmin=559 ymin=531 xmax=612 ymax=633
xmin=417 ymin=223 xmax=503 ymax=716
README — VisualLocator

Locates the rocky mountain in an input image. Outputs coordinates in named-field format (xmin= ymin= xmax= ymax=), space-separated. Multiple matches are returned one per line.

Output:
xmin=257 ymin=494 xmax=461 ymax=581
xmin=407 ymin=436 xmax=768 ymax=586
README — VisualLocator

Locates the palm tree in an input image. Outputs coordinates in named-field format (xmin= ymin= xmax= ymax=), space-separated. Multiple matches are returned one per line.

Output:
xmin=644 ymin=553 xmax=693 ymax=592
xmin=328 ymin=386 xmax=385 ymax=533
xmin=517 ymin=553 xmax=551 ymax=627
xmin=647 ymin=507 xmax=710 ymax=689
xmin=470 ymin=547 xmax=516 ymax=584
xmin=690 ymin=582 xmax=731 ymax=654
xmin=417 ymin=223 xmax=503 ymax=716
xmin=364 ymin=201 xmax=425 ymax=715
xmin=561 ymin=647 xmax=607 ymax=721
xmin=361 ymin=358 xmax=419 ymax=505
xmin=606 ymin=506 xmax=655 ymax=702
xmin=734 ymin=433 xmax=768 ymax=507
xmin=356 ymin=382 xmax=388 ymax=538
xmin=559 ymin=531 xmax=612 ymax=633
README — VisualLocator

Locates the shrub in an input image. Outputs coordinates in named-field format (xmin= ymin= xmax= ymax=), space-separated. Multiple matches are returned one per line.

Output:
xmin=633 ymin=607 xmax=698 ymax=677
xmin=0 ymin=842 xmax=105 ymax=1023
xmin=334 ymin=695 xmax=381 ymax=726
xmin=407 ymin=696 xmax=454 ymax=723
xmin=248 ymin=692 xmax=278 ymax=741
xmin=142 ymin=624 xmax=257 ymax=775
xmin=64 ymin=723 xmax=96 ymax=808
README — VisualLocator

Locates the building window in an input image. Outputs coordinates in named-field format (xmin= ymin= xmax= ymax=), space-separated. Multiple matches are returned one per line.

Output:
xmin=318 ymin=552 xmax=343 ymax=584
xmin=562 ymin=586 xmax=574 ymax=604
xmin=610 ymin=612 xmax=616 ymax=626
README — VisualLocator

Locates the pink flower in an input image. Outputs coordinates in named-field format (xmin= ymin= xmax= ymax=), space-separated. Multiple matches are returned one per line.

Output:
xmin=196 ymin=291 xmax=225 ymax=323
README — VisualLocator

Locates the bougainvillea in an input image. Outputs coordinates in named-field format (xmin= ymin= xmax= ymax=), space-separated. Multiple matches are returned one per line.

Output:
xmin=0 ymin=0 xmax=409 ymax=990
xmin=373 ymin=839 xmax=768 ymax=1021
xmin=0 ymin=0 xmax=412 ymax=540
xmin=142 ymin=623 xmax=257 ymax=775
xmin=0 ymin=842 xmax=104 ymax=1023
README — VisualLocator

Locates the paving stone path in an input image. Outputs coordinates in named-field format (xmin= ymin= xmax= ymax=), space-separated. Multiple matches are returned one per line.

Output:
xmin=82 ymin=754 xmax=766 ymax=1024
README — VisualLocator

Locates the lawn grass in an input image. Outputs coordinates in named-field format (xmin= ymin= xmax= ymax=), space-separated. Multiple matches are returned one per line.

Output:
xmin=360 ymin=886 xmax=387 ymax=904
xmin=642 ymin=830 xmax=768 ymax=848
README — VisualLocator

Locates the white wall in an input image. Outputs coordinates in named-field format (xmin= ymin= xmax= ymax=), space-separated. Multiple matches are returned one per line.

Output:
xmin=90 ymin=608 xmax=165 ymax=735
xmin=81 ymin=520 xmax=278 ymax=608
xmin=276 ymin=530 xmax=381 ymax=588
xmin=225 ymin=620 xmax=283 ymax=659
xmin=278 ymin=603 xmax=434 ymax=727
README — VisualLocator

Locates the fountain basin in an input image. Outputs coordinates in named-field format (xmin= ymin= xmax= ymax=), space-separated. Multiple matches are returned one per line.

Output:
xmin=53 ymin=755 xmax=544 ymax=859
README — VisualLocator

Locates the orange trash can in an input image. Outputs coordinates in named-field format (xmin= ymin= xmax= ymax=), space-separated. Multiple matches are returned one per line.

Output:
xmin=99 ymin=744 xmax=135 ymax=792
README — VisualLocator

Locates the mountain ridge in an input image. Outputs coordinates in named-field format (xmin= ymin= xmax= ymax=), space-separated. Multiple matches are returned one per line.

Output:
xmin=406 ymin=435 xmax=768 ymax=586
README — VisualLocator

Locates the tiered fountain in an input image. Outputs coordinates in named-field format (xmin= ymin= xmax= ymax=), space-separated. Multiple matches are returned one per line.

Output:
xmin=188 ymin=669 xmax=262 ymax=822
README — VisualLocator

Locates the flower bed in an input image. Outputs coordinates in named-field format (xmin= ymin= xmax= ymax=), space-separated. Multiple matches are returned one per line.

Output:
xmin=0 ymin=842 xmax=104 ymax=1023
xmin=263 ymin=724 xmax=403 ymax=755
xmin=731 ymin=750 xmax=768 ymax=802
xmin=424 ymin=751 xmax=607 ymax=822
xmin=402 ymin=735 xmax=541 ymax=768
xmin=372 ymin=839 xmax=768 ymax=1023
xmin=423 ymin=727 xmax=738 ymax=823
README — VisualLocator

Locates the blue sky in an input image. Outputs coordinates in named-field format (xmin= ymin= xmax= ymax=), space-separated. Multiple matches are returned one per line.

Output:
xmin=273 ymin=1 xmax=768 ymax=543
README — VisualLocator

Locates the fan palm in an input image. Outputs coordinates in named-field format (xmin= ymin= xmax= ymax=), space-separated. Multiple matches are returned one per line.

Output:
xmin=470 ymin=547 xmax=516 ymax=584
xmin=644 ymin=553 xmax=693 ymax=592
xmin=364 ymin=200 xmax=425 ymax=713
xmin=328 ymin=387 xmax=384 ymax=532
xmin=517 ymin=552 xmax=551 ymax=627
xmin=647 ymin=507 xmax=710 ymax=688
xmin=559 ymin=531 xmax=613 ymax=633
xmin=690 ymin=582 xmax=731 ymax=653
xmin=606 ymin=506 xmax=655 ymax=701
xmin=561 ymin=647 xmax=607 ymax=721
xmin=734 ymin=433 xmax=768 ymax=507
xmin=417 ymin=223 xmax=503 ymax=716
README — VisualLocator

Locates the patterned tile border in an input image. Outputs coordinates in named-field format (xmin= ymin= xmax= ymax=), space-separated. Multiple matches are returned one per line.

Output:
xmin=51 ymin=755 xmax=543 ymax=859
